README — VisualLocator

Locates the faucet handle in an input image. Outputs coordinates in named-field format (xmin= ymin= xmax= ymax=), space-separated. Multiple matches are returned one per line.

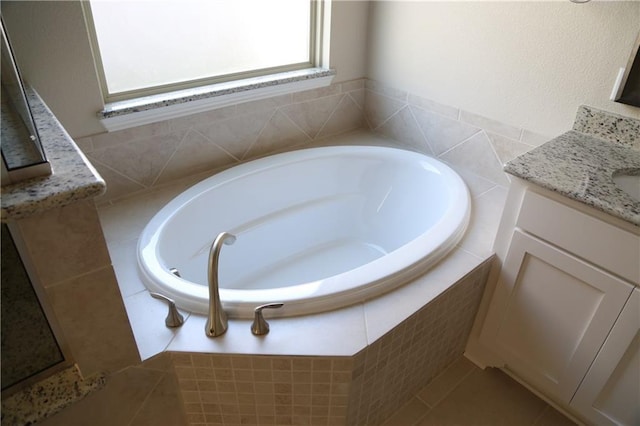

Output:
xmin=150 ymin=292 xmax=185 ymax=328
xmin=251 ymin=303 xmax=284 ymax=335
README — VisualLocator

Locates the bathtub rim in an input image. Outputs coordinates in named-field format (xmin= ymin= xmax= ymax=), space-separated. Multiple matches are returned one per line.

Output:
xmin=137 ymin=144 xmax=471 ymax=319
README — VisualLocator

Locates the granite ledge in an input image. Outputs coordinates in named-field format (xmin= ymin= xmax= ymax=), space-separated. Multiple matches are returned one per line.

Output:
xmin=100 ymin=67 xmax=336 ymax=119
xmin=504 ymin=130 xmax=640 ymax=226
xmin=0 ymin=365 xmax=106 ymax=426
xmin=1 ymin=90 xmax=106 ymax=221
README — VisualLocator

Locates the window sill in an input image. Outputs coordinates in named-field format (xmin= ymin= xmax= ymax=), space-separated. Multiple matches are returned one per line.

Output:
xmin=98 ymin=68 xmax=336 ymax=132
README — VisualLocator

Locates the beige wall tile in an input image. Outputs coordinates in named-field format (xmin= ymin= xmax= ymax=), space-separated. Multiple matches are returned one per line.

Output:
xmin=459 ymin=110 xmax=523 ymax=141
xmin=89 ymin=131 xmax=185 ymax=187
xmin=365 ymin=79 xmax=408 ymax=102
xmin=74 ymin=136 xmax=94 ymax=153
xmin=457 ymin=186 xmax=508 ymax=258
xmin=195 ymin=110 xmax=272 ymax=160
xmin=292 ymin=84 xmax=342 ymax=103
xmin=165 ymin=105 xmax=237 ymax=132
xmin=89 ymin=161 xmax=146 ymax=204
xmin=364 ymin=90 xmax=405 ymax=129
xmin=17 ymin=200 xmax=111 ymax=287
xmin=236 ymin=94 xmax=292 ymax=115
xmin=340 ymin=79 xmax=365 ymax=92
xmin=90 ymin=120 xmax=174 ymax=149
xmin=486 ymin=131 xmax=535 ymax=165
xmin=140 ymin=352 xmax=174 ymax=372
xmin=411 ymin=106 xmax=481 ymax=156
xmin=122 ymin=291 xmax=185 ymax=361
xmin=106 ymin=238 xmax=145 ymax=297
xmin=154 ymin=129 xmax=237 ymax=185
xmin=408 ymin=94 xmax=459 ymax=120
xmin=280 ymin=94 xmax=343 ymax=139
xmin=439 ymin=132 xmax=510 ymax=186
xmin=46 ymin=266 xmax=140 ymax=375
xmin=521 ymin=129 xmax=552 ymax=147
xmin=376 ymin=106 xmax=430 ymax=153
xmin=316 ymin=95 xmax=364 ymax=140
xmin=246 ymin=110 xmax=310 ymax=159
xmin=347 ymin=88 xmax=365 ymax=109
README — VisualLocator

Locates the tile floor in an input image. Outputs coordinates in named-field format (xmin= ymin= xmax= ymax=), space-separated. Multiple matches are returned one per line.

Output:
xmin=382 ymin=357 xmax=578 ymax=426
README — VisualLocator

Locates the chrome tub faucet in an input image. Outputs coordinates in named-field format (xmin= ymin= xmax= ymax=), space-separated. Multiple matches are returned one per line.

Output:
xmin=205 ymin=232 xmax=236 ymax=337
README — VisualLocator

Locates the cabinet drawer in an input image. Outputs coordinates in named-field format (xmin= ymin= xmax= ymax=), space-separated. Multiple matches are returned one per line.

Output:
xmin=516 ymin=190 xmax=639 ymax=284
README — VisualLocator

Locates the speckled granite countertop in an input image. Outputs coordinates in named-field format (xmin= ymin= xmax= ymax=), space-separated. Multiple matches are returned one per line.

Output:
xmin=1 ymin=365 xmax=106 ymax=425
xmin=1 ymin=90 xmax=106 ymax=221
xmin=505 ymin=107 xmax=640 ymax=227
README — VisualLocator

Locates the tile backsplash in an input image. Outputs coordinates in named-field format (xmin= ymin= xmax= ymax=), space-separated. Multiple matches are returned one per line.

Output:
xmin=77 ymin=80 xmax=365 ymax=204
xmin=362 ymin=80 xmax=550 ymax=188
xmin=76 ymin=78 xmax=553 ymax=206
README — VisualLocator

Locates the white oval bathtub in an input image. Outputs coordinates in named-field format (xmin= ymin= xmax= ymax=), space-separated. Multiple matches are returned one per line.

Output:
xmin=138 ymin=145 xmax=470 ymax=318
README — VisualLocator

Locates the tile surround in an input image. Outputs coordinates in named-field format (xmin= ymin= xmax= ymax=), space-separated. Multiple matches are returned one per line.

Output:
xmin=79 ymin=80 xmax=366 ymax=204
xmin=362 ymin=80 xmax=548 ymax=188
xmin=76 ymin=77 xmax=551 ymax=206
xmin=38 ymin=78 xmax=567 ymax=424
xmin=91 ymin=123 xmax=506 ymax=425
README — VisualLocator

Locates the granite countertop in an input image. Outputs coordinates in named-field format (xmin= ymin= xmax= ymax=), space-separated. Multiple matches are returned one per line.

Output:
xmin=505 ymin=130 xmax=640 ymax=226
xmin=1 ymin=90 xmax=106 ymax=221
xmin=1 ymin=365 xmax=106 ymax=425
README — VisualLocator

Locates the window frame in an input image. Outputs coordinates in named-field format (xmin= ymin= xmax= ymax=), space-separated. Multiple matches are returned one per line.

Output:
xmin=82 ymin=0 xmax=324 ymax=104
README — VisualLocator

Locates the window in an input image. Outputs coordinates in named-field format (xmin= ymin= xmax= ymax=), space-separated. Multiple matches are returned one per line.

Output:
xmin=84 ymin=0 xmax=320 ymax=102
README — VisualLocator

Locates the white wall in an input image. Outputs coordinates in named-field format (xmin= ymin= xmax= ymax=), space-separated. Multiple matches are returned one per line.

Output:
xmin=367 ymin=1 xmax=640 ymax=137
xmin=2 ymin=1 xmax=370 ymax=138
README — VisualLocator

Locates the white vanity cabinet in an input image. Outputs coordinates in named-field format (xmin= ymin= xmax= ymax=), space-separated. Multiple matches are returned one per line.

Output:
xmin=478 ymin=178 xmax=639 ymax=425
xmin=570 ymin=288 xmax=639 ymax=426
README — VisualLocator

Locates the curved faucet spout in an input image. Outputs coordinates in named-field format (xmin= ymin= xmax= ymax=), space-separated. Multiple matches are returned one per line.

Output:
xmin=205 ymin=232 xmax=236 ymax=337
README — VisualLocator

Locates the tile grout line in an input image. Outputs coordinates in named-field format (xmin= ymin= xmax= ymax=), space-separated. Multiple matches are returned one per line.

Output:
xmin=437 ymin=129 xmax=484 ymax=158
xmin=414 ymin=360 xmax=477 ymax=410
xmin=125 ymin=370 xmax=166 ymax=426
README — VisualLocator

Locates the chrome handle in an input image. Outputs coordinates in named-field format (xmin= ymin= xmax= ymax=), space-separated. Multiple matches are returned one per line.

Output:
xmin=150 ymin=292 xmax=185 ymax=328
xmin=251 ymin=303 xmax=284 ymax=335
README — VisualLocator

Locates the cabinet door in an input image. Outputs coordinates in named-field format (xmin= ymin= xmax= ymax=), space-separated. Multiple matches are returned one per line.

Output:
xmin=570 ymin=289 xmax=639 ymax=426
xmin=480 ymin=230 xmax=634 ymax=403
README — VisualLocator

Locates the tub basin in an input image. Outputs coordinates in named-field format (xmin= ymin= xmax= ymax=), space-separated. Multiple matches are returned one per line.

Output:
xmin=138 ymin=145 xmax=470 ymax=318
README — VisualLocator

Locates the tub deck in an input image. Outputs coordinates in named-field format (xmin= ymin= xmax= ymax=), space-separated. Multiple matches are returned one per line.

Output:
xmin=97 ymin=131 xmax=507 ymax=360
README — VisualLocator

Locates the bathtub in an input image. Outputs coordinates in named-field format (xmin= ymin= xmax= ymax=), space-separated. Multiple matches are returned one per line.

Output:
xmin=138 ymin=145 xmax=470 ymax=318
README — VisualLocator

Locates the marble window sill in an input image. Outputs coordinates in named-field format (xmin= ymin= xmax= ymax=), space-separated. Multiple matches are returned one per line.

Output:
xmin=98 ymin=68 xmax=336 ymax=132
